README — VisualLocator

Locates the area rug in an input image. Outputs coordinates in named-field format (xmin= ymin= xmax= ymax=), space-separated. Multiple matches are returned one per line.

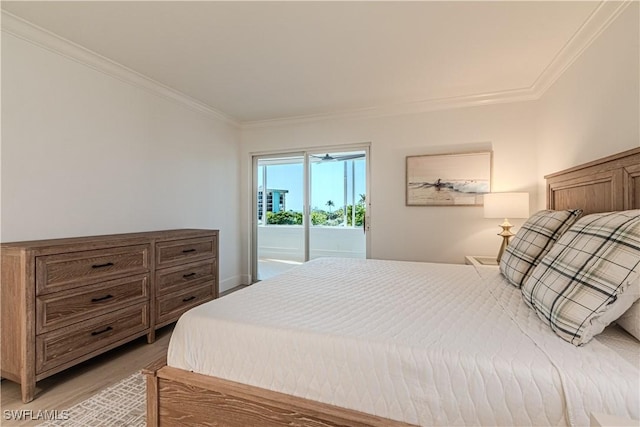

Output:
xmin=38 ymin=372 xmax=145 ymax=426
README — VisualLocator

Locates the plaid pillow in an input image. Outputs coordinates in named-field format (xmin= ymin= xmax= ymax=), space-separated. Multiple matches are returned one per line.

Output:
xmin=522 ymin=210 xmax=640 ymax=346
xmin=500 ymin=209 xmax=583 ymax=288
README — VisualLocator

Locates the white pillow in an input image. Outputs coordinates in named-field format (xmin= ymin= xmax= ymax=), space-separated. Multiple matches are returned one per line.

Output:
xmin=616 ymin=276 xmax=640 ymax=341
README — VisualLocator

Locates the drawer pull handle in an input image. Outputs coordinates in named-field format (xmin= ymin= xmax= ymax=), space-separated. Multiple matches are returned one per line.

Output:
xmin=91 ymin=326 xmax=113 ymax=336
xmin=92 ymin=262 xmax=114 ymax=269
xmin=182 ymin=249 xmax=196 ymax=253
xmin=91 ymin=294 xmax=114 ymax=303
xmin=182 ymin=296 xmax=196 ymax=302
xmin=183 ymin=273 xmax=196 ymax=279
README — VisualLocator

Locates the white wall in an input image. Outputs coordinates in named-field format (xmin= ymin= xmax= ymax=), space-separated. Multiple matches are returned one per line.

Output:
xmin=1 ymin=33 xmax=243 ymax=291
xmin=241 ymin=102 xmax=539 ymax=271
xmin=536 ymin=3 xmax=640 ymax=207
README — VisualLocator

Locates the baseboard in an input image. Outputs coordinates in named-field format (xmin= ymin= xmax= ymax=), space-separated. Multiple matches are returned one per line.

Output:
xmin=219 ymin=285 xmax=250 ymax=297
xmin=219 ymin=275 xmax=252 ymax=293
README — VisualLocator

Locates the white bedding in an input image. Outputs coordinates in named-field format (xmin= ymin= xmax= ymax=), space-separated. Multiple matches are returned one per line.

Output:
xmin=168 ymin=258 xmax=639 ymax=426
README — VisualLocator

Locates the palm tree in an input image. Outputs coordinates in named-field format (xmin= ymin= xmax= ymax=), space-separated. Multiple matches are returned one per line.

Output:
xmin=326 ymin=200 xmax=335 ymax=213
xmin=359 ymin=194 xmax=366 ymax=205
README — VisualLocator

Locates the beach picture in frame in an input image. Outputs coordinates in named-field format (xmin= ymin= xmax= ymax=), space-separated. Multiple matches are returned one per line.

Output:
xmin=406 ymin=151 xmax=491 ymax=206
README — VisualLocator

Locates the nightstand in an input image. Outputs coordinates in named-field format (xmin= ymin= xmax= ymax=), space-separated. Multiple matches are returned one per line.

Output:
xmin=465 ymin=256 xmax=499 ymax=268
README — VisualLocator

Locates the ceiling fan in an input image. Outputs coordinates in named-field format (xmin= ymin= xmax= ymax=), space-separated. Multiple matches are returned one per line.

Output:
xmin=311 ymin=153 xmax=366 ymax=161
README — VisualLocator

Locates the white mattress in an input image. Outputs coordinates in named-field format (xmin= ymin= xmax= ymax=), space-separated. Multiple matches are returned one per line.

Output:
xmin=168 ymin=258 xmax=640 ymax=426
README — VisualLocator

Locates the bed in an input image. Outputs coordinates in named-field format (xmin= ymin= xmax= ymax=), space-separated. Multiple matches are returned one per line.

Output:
xmin=144 ymin=147 xmax=640 ymax=427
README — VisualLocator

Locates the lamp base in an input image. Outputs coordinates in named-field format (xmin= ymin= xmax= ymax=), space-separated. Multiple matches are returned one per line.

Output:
xmin=496 ymin=219 xmax=515 ymax=263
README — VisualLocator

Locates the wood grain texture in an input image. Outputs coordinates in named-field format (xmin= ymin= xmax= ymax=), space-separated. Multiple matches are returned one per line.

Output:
xmin=36 ymin=274 xmax=149 ymax=333
xmin=156 ymin=260 xmax=216 ymax=296
xmin=155 ymin=282 xmax=214 ymax=326
xmin=35 ymin=244 xmax=150 ymax=295
xmin=546 ymin=147 xmax=640 ymax=213
xmin=36 ymin=303 xmax=150 ymax=374
xmin=1 ymin=229 xmax=218 ymax=402
xmin=141 ymin=356 xmax=168 ymax=376
xmin=145 ymin=365 xmax=415 ymax=427
xmin=153 ymin=232 xmax=218 ymax=329
xmin=155 ymin=236 xmax=217 ymax=268
xmin=146 ymin=370 xmax=160 ymax=427
xmin=22 ymin=252 xmax=37 ymax=403
xmin=625 ymin=162 xmax=640 ymax=209
xmin=1 ymin=251 xmax=22 ymax=382
xmin=1 ymin=229 xmax=215 ymax=251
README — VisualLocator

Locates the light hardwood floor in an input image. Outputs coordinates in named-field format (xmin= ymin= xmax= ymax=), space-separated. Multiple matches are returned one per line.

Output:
xmin=1 ymin=325 xmax=174 ymax=426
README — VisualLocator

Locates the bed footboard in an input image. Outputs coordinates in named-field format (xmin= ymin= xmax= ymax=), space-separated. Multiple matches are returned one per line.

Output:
xmin=143 ymin=359 xmax=415 ymax=427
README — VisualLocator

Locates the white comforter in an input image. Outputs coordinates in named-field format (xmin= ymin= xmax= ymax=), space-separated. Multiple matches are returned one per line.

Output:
xmin=168 ymin=258 xmax=639 ymax=426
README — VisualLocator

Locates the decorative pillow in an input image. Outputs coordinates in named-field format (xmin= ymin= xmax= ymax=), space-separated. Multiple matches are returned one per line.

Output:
xmin=500 ymin=209 xmax=583 ymax=288
xmin=616 ymin=276 xmax=640 ymax=341
xmin=521 ymin=210 xmax=640 ymax=346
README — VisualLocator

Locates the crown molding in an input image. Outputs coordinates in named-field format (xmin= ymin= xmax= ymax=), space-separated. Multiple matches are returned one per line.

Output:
xmin=2 ymin=1 xmax=631 ymax=131
xmin=241 ymin=88 xmax=540 ymax=130
xmin=531 ymin=0 xmax=633 ymax=96
xmin=1 ymin=11 xmax=239 ymax=127
xmin=242 ymin=0 xmax=632 ymax=129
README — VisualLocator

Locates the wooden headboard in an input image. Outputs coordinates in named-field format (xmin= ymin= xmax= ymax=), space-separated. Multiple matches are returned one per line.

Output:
xmin=545 ymin=147 xmax=640 ymax=215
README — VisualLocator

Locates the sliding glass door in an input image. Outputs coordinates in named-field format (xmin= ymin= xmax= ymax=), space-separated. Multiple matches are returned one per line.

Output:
xmin=252 ymin=147 xmax=369 ymax=281
xmin=255 ymin=154 xmax=305 ymax=280
xmin=309 ymin=151 xmax=367 ymax=260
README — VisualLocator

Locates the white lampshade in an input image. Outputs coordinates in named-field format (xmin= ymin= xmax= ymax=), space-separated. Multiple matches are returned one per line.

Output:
xmin=484 ymin=192 xmax=529 ymax=219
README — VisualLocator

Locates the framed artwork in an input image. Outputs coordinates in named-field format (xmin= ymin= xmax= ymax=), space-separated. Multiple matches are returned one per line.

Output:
xmin=406 ymin=151 xmax=492 ymax=206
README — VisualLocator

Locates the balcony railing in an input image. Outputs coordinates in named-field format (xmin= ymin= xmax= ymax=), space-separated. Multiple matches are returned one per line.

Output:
xmin=258 ymin=225 xmax=366 ymax=262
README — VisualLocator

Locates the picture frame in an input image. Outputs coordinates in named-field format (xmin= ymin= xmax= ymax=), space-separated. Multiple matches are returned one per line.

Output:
xmin=406 ymin=151 xmax=492 ymax=206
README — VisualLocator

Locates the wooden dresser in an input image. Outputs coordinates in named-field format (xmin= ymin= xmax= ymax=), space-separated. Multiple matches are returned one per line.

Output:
xmin=1 ymin=229 xmax=218 ymax=403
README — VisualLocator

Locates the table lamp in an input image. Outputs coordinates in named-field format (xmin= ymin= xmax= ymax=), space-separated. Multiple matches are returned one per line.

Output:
xmin=483 ymin=192 xmax=529 ymax=262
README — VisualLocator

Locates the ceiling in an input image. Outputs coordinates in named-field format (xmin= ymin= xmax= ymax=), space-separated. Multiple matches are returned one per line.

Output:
xmin=2 ymin=1 xmax=604 ymax=123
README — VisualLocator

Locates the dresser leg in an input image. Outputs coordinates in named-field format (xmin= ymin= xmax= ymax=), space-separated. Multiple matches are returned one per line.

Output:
xmin=21 ymin=378 xmax=35 ymax=403
xmin=147 ymin=330 xmax=156 ymax=344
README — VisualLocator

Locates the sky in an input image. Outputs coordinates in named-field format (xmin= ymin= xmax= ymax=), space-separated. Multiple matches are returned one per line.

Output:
xmin=257 ymin=159 xmax=366 ymax=212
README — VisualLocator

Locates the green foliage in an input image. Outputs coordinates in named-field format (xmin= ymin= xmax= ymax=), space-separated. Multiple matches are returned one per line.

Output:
xmin=326 ymin=208 xmax=343 ymax=226
xmin=266 ymin=210 xmax=302 ymax=225
xmin=325 ymin=200 xmax=335 ymax=213
xmin=265 ymin=195 xmax=366 ymax=227
xmin=311 ymin=211 xmax=328 ymax=225
xmin=346 ymin=204 xmax=366 ymax=226
xmin=310 ymin=203 xmax=365 ymax=227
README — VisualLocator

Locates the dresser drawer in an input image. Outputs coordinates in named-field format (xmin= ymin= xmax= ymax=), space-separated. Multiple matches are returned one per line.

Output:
xmin=36 ymin=245 xmax=150 ymax=295
xmin=156 ymin=260 xmax=216 ymax=296
xmin=156 ymin=236 xmax=216 ymax=268
xmin=36 ymin=274 xmax=150 ymax=334
xmin=36 ymin=304 xmax=149 ymax=374
xmin=156 ymin=282 xmax=214 ymax=325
